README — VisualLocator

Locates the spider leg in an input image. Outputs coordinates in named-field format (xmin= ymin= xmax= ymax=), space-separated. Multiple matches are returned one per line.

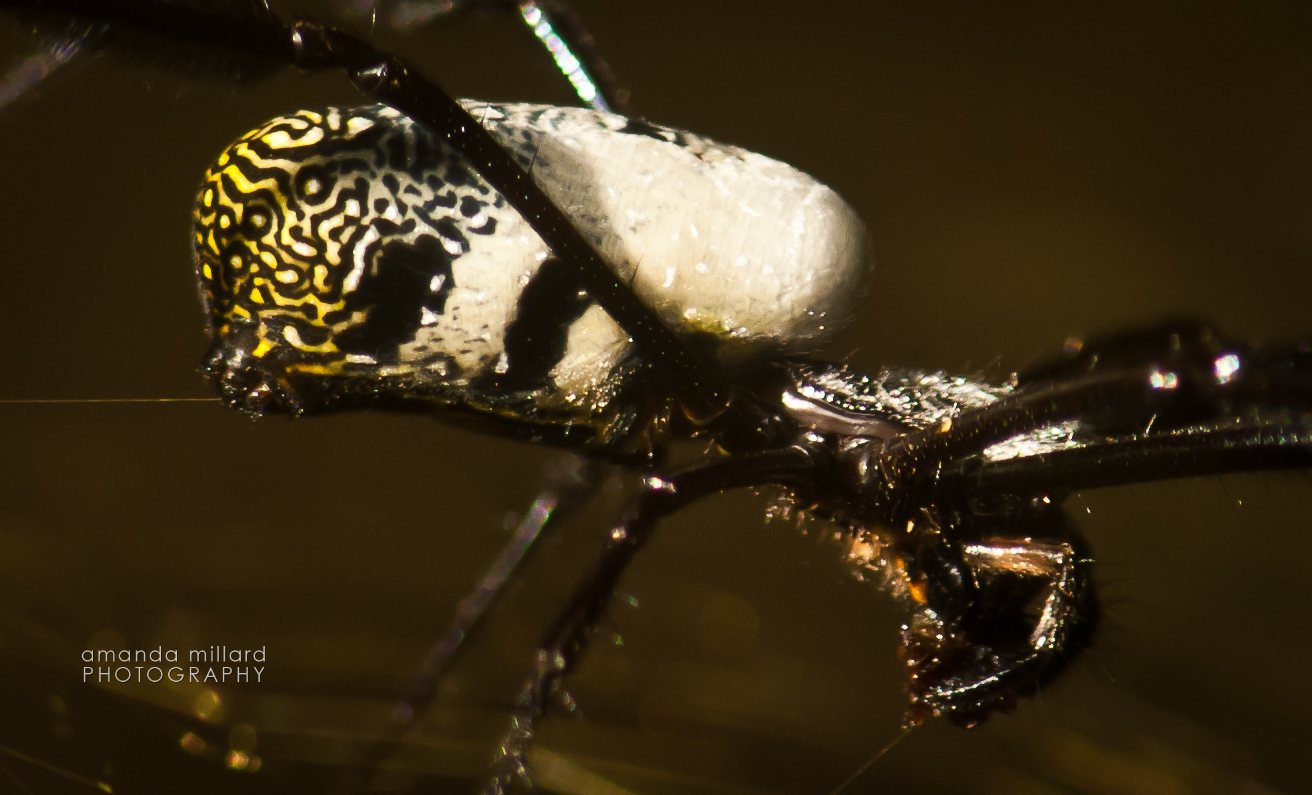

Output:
xmin=348 ymin=455 xmax=611 ymax=788
xmin=899 ymin=518 xmax=1099 ymax=726
xmin=1019 ymin=317 xmax=1235 ymax=386
xmin=871 ymin=330 xmax=1308 ymax=725
xmin=484 ymin=444 xmax=822 ymax=794
xmin=507 ymin=0 xmax=631 ymax=113
xmin=874 ymin=333 xmax=1310 ymax=515
xmin=340 ymin=0 xmax=630 ymax=112
xmin=1021 ymin=321 xmax=1312 ymax=425
xmin=902 ymin=414 xmax=1307 ymax=725
xmin=872 ymin=367 xmax=1181 ymax=516
xmin=949 ymin=421 xmax=1312 ymax=496
xmin=955 ymin=340 xmax=1312 ymax=495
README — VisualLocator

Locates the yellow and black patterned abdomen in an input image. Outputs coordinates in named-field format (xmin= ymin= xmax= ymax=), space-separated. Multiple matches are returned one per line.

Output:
xmin=192 ymin=101 xmax=868 ymax=449
xmin=193 ymin=103 xmax=639 ymax=445
xmin=194 ymin=104 xmax=524 ymax=379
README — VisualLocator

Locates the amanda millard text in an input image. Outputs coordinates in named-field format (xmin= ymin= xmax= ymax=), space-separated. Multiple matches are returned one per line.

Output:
xmin=81 ymin=645 xmax=267 ymax=684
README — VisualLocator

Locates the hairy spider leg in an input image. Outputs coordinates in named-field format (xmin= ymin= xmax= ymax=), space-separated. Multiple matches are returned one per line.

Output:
xmin=958 ymin=321 xmax=1312 ymax=494
xmin=354 ymin=455 xmax=613 ymax=788
xmin=872 ymin=366 xmax=1183 ymax=516
xmin=870 ymin=318 xmax=1311 ymax=519
xmin=1018 ymin=317 xmax=1237 ymax=384
xmin=508 ymin=0 xmax=632 ymax=114
xmin=362 ymin=0 xmax=632 ymax=113
xmin=893 ymin=509 xmax=1100 ymax=725
xmin=486 ymin=444 xmax=823 ymax=794
xmin=951 ymin=423 xmax=1312 ymax=496
xmin=870 ymin=325 xmax=1311 ymax=722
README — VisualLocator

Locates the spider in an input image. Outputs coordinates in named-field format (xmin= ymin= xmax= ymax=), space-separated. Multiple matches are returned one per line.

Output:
xmin=0 ymin=2 xmax=1309 ymax=794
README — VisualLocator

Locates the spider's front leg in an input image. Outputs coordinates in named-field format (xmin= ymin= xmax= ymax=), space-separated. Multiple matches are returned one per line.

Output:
xmin=898 ymin=511 xmax=1098 ymax=727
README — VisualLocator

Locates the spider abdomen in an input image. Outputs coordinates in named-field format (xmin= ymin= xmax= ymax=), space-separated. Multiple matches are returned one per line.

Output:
xmin=193 ymin=102 xmax=869 ymax=435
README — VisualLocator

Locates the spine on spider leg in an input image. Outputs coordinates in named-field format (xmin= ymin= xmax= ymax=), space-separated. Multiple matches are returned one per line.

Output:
xmin=1 ymin=0 xmax=293 ymax=83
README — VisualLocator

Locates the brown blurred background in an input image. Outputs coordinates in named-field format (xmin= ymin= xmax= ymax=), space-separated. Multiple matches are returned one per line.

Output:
xmin=0 ymin=1 xmax=1309 ymax=792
